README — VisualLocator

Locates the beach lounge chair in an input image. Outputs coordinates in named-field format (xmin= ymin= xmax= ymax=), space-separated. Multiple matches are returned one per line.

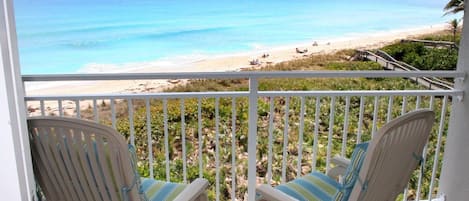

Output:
xmin=296 ymin=48 xmax=308 ymax=54
xmin=256 ymin=109 xmax=435 ymax=201
xmin=28 ymin=117 xmax=209 ymax=201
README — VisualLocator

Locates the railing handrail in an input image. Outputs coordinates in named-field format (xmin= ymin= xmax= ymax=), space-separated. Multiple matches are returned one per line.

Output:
xmin=22 ymin=70 xmax=464 ymax=81
xmin=24 ymin=89 xmax=463 ymax=101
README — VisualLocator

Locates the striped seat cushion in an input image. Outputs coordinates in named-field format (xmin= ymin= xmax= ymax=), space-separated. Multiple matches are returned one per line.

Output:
xmin=341 ymin=142 xmax=368 ymax=201
xmin=140 ymin=178 xmax=188 ymax=201
xmin=128 ymin=145 xmax=187 ymax=201
xmin=275 ymin=172 xmax=342 ymax=201
xmin=274 ymin=142 xmax=369 ymax=201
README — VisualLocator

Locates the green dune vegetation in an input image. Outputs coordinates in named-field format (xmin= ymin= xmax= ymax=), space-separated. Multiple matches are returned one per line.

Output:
xmin=382 ymin=35 xmax=459 ymax=71
xmin=81 ymin=32 xmax=458 ymax=200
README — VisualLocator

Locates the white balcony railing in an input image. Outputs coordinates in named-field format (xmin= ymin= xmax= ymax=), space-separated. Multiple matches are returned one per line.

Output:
xmin=23 ymin=70 xmax=464 ymax=201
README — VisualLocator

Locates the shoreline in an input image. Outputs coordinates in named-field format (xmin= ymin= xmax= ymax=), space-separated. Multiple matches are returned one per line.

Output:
xmin=25 ymin=23 xmax=448 ymax=115
xmin=26 ymin=23 xmax=447 ymax=96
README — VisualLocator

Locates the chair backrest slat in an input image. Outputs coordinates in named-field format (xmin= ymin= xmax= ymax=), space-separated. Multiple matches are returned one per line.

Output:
xmin=57 ymin=128 xmax=92 ymax=201
xmin=83 ymin=130 xmax=113 ymax=201
xmin=31 ymin=127 xmax=64 ymax=201
xmin=349 ymin=109 xmax=435 ymax=201
xmin=71 ymin=128 xmax=103 ymax=201
xmin=38 ymin=127 xmax=74 ymax=200
xmin=93 ymin=135 xmax=121 ymax=201
xmin=47 ymin=128 xmax=82 ymax=201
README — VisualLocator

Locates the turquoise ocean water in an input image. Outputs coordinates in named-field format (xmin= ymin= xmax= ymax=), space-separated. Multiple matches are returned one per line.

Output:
xmin=14 ymin=0 xmax=453 ymax=74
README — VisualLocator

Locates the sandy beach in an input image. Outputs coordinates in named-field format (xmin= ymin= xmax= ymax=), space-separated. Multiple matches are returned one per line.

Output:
xmin=25 ymin=24 xmax=447 ymax=115
xmin=27 ymin=24 xmax=447 ymax=96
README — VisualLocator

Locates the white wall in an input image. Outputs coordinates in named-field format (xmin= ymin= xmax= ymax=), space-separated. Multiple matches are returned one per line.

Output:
xmin=439 ymin=1 xmax=469 ymax=200
xmin=0 ymin=62 xmax=26 ymax=200
xmin=0 ymin=0 xmax=35 ymax=200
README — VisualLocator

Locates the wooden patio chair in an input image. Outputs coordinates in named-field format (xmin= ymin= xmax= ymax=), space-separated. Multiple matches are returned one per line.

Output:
xmin=28 ymin=117 xmax=209 ymax=201
xmin=257 ymin=109 xmax=435 ymax=201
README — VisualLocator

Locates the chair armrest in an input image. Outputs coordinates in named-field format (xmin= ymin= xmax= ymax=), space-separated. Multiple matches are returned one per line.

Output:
xmin=174 ymin=178 xmax=209 ymax=201
xmin=256 ymin=184 xmax=298 ymax=201
xmin=327 ymin=155 xmax=351 ymax=178
xmin=327 ymin=166 xmax=348 ymax=178
xmin=331 ymin=155 xmax=350 ymax=167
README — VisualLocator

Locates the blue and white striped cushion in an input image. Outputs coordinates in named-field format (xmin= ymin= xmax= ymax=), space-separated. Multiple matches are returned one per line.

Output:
xmin=275 ymin=172 xmax=342 ymax=201
xmin=341 ymin=142 xmax=368 ymax=201
xmin=274 ymin=142 xmax=369 ymax=201
xmin=128 ymin=145 xmax=187 ymax=201
xmin=140 ymin=178 xmax=187 ymax=201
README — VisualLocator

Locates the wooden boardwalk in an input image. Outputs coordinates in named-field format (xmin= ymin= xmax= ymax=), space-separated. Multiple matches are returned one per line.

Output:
xmin=356 ymin=50 xmax=454 ymax=90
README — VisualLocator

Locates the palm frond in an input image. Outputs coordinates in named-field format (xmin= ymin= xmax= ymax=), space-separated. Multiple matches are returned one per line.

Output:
xmin=443 ymin=0 xmax=464 ymax=16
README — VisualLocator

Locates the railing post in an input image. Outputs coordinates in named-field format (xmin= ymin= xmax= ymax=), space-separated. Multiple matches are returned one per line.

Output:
xmin=247 ymin=77 xmax=258 ymax=201
xmin=439 ymin=4 xmax=469 ymax=200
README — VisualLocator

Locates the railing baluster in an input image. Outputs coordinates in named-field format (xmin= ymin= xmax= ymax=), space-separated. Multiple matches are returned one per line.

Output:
xmin=267 ymin=97 xmax=275 ymax=185
xmin=39 ymin=100 xmax=45 ymax=116
xmin=312 ymin=96 xmax=320 ymax=171
xmin=128 ymin=99 xmax=135 ymax=146
xmin=371 ymin=96 xmax=379 ymax=138
xmin=163 ymin=98 xmax=169 ymax=181
xmin=181 ymin=99 xmax=187 ymax=184
xmin=326 ymin=96 xmax=336 ymax=174
xmin=145 ymin=98 xmax=153 ymax=179
xmin=231 ymin=98 xmax=237 ymax=201
xmin=428 ymin=96 xmax=449 ymax=200
xmin=111 ymin=98 xmax=116 ymax=129
xmin=281 ymin=96 xmax=290 ymax=183
xmin=401 ymin=96 xmax=407 ymax=115
xmin=58 ymin=100 xmax=63 ymax=117
xmin=416 ymin=96 xmax=421 ymax=109
xmin=297 ymin=96 xmax=306 ymax=177
xmin=181 ymin=98 xmax=187 ymax=184
xmin=387 ymin=96 xmax=393 ymax=122
xmin=76 ymin=100 xmax=80 ymax=118
xmin=198 ymin=98 xmax=203 ymax=179
xmin=341 ymin=96 xmax=350 ymax=157
xmin=430 ymin=96 xmax=435 ymax=110
xmin=215 ymin=97 xmax=220 ymax=201
xmin=357 ymin=96 xmax=365 ymax=144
